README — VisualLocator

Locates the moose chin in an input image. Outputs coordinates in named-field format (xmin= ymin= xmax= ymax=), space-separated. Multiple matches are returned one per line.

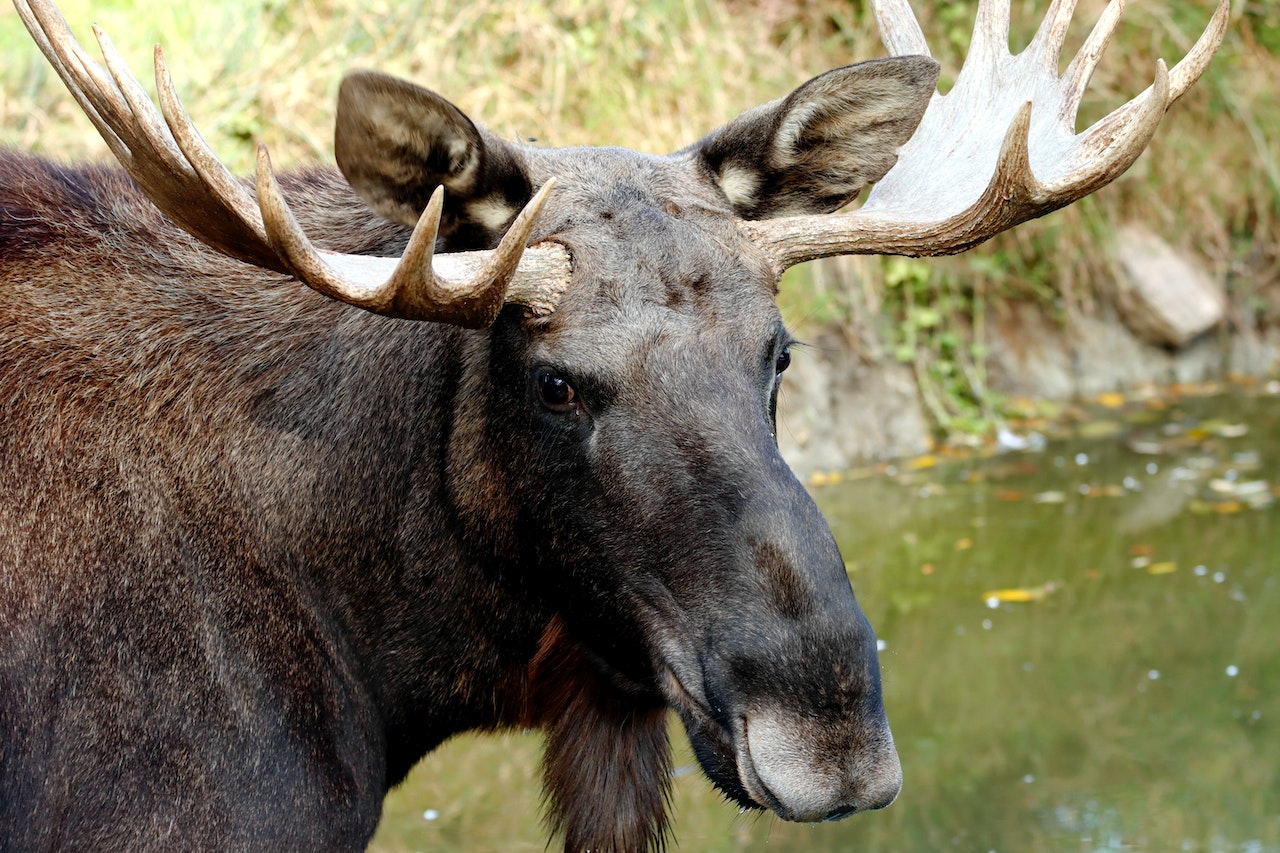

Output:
xmin=0 ymin=0 xmax=1225 ymax=850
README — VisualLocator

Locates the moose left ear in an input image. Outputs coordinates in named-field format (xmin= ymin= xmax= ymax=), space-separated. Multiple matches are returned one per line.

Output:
xmin=335 ymin=70 xmax=534 ymax=250
xmin=687 ymin=56 xmax=939 ymax=220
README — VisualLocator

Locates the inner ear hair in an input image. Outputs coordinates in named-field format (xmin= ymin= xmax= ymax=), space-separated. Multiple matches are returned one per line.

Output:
xmin=335 ymin=70 xmax=533 ymax=249
xmin=690 ymin=55 xmax=940 ymax=220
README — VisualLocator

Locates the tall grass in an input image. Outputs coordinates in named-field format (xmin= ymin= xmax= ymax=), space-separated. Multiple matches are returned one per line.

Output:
xmin=3 ymin=0 xmax=1275 ymax=428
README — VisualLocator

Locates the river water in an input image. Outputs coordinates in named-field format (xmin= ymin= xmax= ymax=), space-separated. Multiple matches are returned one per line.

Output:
xmin=372 ymin=387 xmax=1279 ymax=853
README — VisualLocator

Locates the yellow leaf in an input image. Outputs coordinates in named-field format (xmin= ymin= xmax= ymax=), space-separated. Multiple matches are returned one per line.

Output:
xmin=1147 ymin=562 xmax=1177 ymax=575
xmin=954 ymin=537 xmax=973 ymax=551
xmin=1097 ymin=392 xmax=1126 ymax=409
xmin=905 ymin=454 xmax=938 ymax=471
xmin=982 ymin=584 xmax=1055 ymax=603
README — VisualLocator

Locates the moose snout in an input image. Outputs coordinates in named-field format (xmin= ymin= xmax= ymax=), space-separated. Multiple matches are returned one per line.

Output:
xmin=738 ymin=707 xmax=902 ymax=823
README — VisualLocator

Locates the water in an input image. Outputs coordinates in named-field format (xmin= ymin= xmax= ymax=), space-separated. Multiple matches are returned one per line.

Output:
xmin=372 ymin=389 xmax=1280 ymax=852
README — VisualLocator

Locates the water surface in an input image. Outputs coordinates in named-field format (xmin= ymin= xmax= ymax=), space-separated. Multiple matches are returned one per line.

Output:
xmin=373 ymin=388 xmax=1280 ymax=852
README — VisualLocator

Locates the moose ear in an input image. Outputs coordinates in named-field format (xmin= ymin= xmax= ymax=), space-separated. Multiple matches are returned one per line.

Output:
xmin=688 ymin=56 xmax=939 ymax=220
xmin=335 ymin=70 xmax=533 ymax=249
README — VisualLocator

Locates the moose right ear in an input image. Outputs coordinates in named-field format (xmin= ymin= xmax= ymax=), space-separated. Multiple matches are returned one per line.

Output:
xmin=687 ymin=56 xmax=939 ymax=220
xmin=335 ymin=70 xmax=534 ymax=250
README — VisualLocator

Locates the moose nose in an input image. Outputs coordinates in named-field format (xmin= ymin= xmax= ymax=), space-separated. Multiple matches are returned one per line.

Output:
xmin=740 ymin=707 xmax=902 ymax=823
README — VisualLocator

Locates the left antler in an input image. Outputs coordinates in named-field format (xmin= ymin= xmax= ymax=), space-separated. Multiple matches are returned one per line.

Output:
xmin=744 ymin=0 xmax=1229 ymax=269
xmin=13 ymin=0 xmax=572 ymax=327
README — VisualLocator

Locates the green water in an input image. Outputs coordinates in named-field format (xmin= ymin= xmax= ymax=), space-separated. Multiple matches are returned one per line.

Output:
xmin=373 ymin=389 xmax=1280 ymax=853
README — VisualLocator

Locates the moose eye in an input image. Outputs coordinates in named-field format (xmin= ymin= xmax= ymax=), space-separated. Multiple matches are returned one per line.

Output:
xmin=536 ymin=370 xmax=578 ymax=412
xmin=775 ymin=345 xmax=792 ymax=376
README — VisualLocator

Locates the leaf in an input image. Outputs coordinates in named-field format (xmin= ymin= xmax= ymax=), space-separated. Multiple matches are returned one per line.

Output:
xmin=982 ymin=584 xmax=1056 ymax=604
xmin=905 ymin=454 xmax=938 ymax=471
xmin=1096 ymin=392 xmax=1126 ymax=409
xmin=1147 ymin=562 xmax=1177 ymax=575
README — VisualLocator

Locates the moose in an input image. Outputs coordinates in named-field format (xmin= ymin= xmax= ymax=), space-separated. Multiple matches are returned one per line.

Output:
xmin=0 ymin=0 xmax=1224 ymax=849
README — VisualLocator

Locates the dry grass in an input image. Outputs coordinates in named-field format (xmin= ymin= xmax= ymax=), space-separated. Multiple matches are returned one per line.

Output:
xmin=2 ymin=0 xmax=1276 ymax=385
xmin=3 ymin=0 xmax=1272 ymax=272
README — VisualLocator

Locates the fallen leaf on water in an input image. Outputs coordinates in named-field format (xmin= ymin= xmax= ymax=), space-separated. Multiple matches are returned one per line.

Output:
xmin=1096 ymin=392 xmax=1126 ymax=409
xmin=1129 ymin=544 xmax=1156 ymax=557
xmin=1126 ymin=437 xmax=1167 ymax=455
xmin=1209 ymin=479 xmax=1270 ymax=499
xmin=995 ymin=490 xmax=1027 ymax=502
xmin=1033 ymin=490 xmax=1066 ymax=504
xmin=920 ymin=563 xmax=935 ymax=575
xmin=954 ymin=538 xmax=973 ymax=551
xmin=1147 ymin=562 xmax=1177 ymax=575
xmin=982 ymin=584 xmax=1057 ymax=603
xmin=1201 ymin=419 xmax=1248 ymax=438
xmin=905 ymin=454 xmax=938 ymax=471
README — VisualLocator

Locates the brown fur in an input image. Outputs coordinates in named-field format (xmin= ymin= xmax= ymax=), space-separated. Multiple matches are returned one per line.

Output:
xmin=0 ymin=53 xmax=936 ymax=852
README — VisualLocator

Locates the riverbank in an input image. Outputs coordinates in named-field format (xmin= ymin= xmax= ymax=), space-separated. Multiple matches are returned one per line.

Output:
xmin=779 ymin=264 xmax=1280 ymax=476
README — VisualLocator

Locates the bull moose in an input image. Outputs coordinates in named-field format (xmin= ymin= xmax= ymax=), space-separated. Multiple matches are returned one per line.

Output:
xmin=0 ymin=0 xmax=1225 ymax=849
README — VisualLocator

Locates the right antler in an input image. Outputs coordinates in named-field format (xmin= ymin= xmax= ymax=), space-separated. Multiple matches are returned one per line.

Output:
xmin=14 ymin=0 xmax=571 ymax=327
xmin=745 ymin=0 xmax=1229 ymax=271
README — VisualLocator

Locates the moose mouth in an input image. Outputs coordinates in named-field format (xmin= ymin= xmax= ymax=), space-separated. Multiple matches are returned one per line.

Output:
xmin=659 ymin=666 xmax=902 ymax=823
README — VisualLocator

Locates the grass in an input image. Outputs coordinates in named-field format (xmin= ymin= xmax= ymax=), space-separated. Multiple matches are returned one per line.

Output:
xmin=2 ymin=0 xmax=1276 ymax=438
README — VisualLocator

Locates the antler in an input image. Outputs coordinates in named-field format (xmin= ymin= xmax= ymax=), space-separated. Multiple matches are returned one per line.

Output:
xmin=13 ymin=0 xmax=571 ymax=327
xmin=744 ymin=0 xmax=1230 ymax=269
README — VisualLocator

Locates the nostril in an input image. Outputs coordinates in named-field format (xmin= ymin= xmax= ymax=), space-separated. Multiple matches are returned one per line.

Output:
xmin=824 ymin=807 xmax=857 ymax=822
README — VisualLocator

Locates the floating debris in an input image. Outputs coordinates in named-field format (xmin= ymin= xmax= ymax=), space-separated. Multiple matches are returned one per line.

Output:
xmin=1096 ymin=392 xmax=1126 ymax=409
xmin=1147 ymin=562 xmax=1177 ymax=575
xmin=905 ymin=454 xmax=938 ymax=471
xmin=982 ymin=583 xmax=1057 ymax=604
xmin=996 ymin=427 xmax=1047 ymax=452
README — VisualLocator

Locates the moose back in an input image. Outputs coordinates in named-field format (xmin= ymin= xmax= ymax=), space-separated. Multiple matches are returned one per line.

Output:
xmin=0 ymin=0 xmax=1225 ymax=850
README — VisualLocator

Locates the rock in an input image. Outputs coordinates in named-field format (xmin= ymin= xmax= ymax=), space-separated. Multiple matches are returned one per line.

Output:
xmin=777 ymin=331 xmax=932 ymax=477
xmin=1110 ymin=224 xmax=1224 ymax=347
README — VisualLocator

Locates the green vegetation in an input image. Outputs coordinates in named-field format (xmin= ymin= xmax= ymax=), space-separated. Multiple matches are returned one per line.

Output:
xmin=3 ymin=0 xmax=1275 ymax=440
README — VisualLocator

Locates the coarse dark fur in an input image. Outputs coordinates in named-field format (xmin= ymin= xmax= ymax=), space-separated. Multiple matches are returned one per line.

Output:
xmin=0 ymin=53 xmax=939 ymax=852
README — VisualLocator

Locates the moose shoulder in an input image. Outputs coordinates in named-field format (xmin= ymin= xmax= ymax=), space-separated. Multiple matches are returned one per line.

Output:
xmin=0 ymin=0 xmax=1225 ymax=850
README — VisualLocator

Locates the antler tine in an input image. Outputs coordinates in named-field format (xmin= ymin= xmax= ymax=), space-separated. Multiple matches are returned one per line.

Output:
xmin=745 ymin=0 xmax=1227 ymax=270
xmin=1060 ymin=59 xmax=1169 ymax=197
xmin=15 ymin=0 xmax=131 ymax=165
xmin=1026 ymin=0 xmax=1080 ymax=70
xmin=1062 ymin=0 xmax=1126 ymax=117
xmin=970 ymin=0 xmax=1011 ymax=57
xmin=18 ymin=0 xmax=574 ymax=325
xmin=1168 ymin=0 xmax=1230 ymax=104
xmin=872 ymin=0 xmax=931 ymax=58
xmin=151 ymin=44 xmax=281 ymax=269
xmin=95 ymin=27 xmax=189 ymax=179
xmin=258 ymin=142 xmax=566 ymax=328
